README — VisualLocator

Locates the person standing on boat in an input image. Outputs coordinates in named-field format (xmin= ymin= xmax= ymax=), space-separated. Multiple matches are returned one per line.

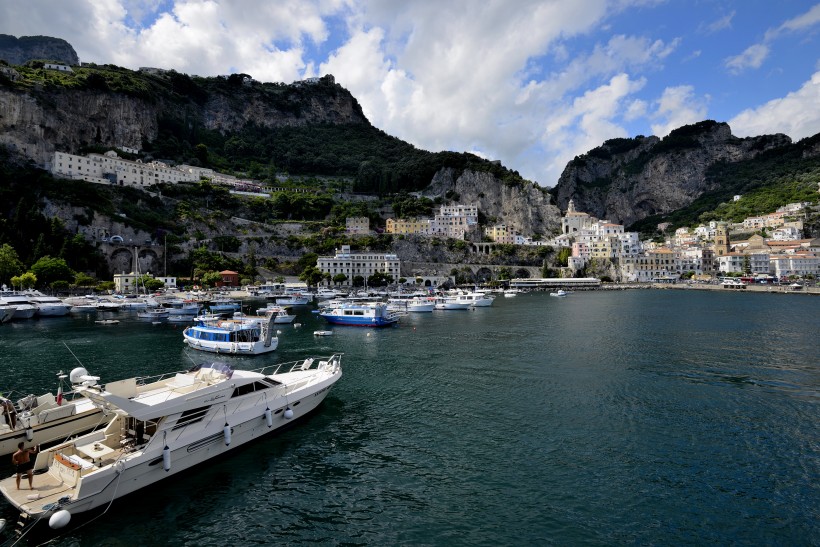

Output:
xmin=12 ymin=442 xmax=37 ymax=490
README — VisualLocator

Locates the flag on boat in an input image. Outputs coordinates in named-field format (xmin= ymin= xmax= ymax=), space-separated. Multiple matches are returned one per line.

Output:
xmin=56 ymin=384 xmax=63 ymax=406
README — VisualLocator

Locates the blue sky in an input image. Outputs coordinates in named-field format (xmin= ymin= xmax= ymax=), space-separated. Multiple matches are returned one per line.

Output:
xmin=2 ymin=1 xmax=820 ymax=186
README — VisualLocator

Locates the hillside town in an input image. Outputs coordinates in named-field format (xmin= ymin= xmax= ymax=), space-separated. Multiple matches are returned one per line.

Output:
xmin=43 ymin=148 xmax=820 ymax=288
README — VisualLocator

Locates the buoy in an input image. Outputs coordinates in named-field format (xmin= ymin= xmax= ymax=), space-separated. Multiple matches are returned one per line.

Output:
xmin=283 ymin=407 xmax=293 ymax=420
xmin=25 ymin=428 xmax=33 ymax=441
xmin=49 ymin=509 xmax=71 ymax=529
xmin=162 ymin=445 xmax=171 ymax=472
xmin=264 ymin=407 xmax=273 ymax=428
xmin=223 ymin=424 xmax=231 ymax=445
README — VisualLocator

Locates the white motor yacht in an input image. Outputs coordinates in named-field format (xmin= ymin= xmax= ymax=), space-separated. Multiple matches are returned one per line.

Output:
xmin=0 ymin=293 xmax=37 ymax=320
xmin=0 ymin=356 xmax=343 ymax=530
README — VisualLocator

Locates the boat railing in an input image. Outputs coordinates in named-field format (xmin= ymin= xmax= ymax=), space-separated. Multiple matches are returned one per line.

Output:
xmin=252 ymin=354 xmax=343 ymax=377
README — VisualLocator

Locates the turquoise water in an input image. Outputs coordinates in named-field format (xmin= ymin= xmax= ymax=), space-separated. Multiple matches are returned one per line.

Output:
xmin=0 ymin=290 xmax=818 ymax=545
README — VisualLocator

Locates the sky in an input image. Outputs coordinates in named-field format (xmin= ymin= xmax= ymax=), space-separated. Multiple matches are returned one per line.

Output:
xmin=3 ymin=1 xmax=820 ymax=187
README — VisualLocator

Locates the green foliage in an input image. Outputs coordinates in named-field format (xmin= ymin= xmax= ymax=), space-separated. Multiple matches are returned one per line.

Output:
xmin=11 ymin=271 xmax=37 ymax=289
xmin=299 ymin=265 xmax=324 ymax=287
xmin=628 ymin=134 xmax=820 ymax=234
xmin=0 ymin=243 xmax=24 ymax=284
xmin=392 ymin=192 xmax=434 ymax=219
xmin=367 ymin=271 xmax=393 ymax=287
xmin=73 ymin=272 xmax=98 ymax=287
xmin=30 ymin=256 xmax=74 ymax=287
xmin=200 ymin=270 xmax=222 ymax=287
xmin=212 ymin=235 xmax=242 ymax=253
xmin=556 ymin=247 xmax=572 ymax=267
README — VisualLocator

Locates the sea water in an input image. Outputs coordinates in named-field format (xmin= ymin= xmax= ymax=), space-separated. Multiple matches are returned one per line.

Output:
xmin=0 ymin=290 xmax=817 ymax=545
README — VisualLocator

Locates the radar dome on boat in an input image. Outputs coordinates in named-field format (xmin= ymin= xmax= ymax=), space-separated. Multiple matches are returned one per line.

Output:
xmin=49 ymin=509 xmax=71 ymax=529
xmin=69 ymin=367 xmax=89 ymax=383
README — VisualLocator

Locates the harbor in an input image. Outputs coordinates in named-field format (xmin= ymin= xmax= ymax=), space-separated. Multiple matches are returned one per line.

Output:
xmin=0 ymin=290 xmax=817 ymax=544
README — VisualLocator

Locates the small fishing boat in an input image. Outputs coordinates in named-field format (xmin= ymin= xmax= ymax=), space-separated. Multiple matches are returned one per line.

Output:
xmin=549 ymin=290 xmax=569 ymax=297
xmin=137 ymin=307 xmax=170 ymax=320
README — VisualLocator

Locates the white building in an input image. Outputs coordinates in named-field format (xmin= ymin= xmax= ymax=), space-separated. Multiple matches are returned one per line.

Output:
xmin=317 ymin=245 xmax=401 ymax=286
xmin=53 ymin=151 xmax=198 ymax=187
xmin=113 ymin=272 xmax=177 ymax=293
xmin=769 ymin=253 xmax=820 ymax=278
xmin=44 ymin=63 xmax=72 ymax=72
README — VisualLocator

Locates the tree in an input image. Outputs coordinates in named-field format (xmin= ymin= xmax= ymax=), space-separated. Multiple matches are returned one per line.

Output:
xmin=0 ymin=244 xmax=24 ymax=285
xmin=144 ymin=278 xmax=165 ymax=291
xmin=200 ymin=270 xmax=222 ymax=287
xmin=332 ymin=273 xmax=348 ymax=286
xmin=556 ymin=247 xmax=572 ymax=267
xmin=352 ymin=275 xmax=365 ymax=287
xmin=50 ymin=280 xmax=70 ymax=293
xmin=74 ymin=272 xmax=98 ymax=287
xmin=299 ymin=265 xmax=324 ymax=287
xmin=30 ymin=256 xmax=74 ymax=287
xmin=11 ymin=272 xmax=37 ymax=289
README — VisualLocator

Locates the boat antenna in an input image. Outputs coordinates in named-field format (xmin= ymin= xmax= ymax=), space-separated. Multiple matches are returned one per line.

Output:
xmin=63 ymin=342 xmax=85 ymax=368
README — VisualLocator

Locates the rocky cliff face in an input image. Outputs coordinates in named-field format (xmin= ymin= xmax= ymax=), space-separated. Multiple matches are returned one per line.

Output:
xmin=0 ymin=74 xmax=367 ymax=166
xmin=0 ymin=89 xmax=160 ymax=165
xmin=424 ymin=168 xmax=562 ymax=237
xmin=552 ymin=121 xmax=792 ymax=227
xmin=0 ymin=35 xmax=79 ymax=66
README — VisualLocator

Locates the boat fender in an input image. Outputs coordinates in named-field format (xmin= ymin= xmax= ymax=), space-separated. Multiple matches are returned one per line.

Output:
xmin=49 ymin=509 xmax=71 ymax=530
xmin=25 ymin=428 xmax=33 ymax=441
xmin=163 ymin=446 xmax=171 ymax=472
xmin=223 ymin=424 xmax=231 ymax=445
xmin=283 ymin=407 xmax=294 ymax=420
xmin=264 ymin=407 xmax=273 ymax=428
xmin=0 ymin=518 xmax=5 ymax=534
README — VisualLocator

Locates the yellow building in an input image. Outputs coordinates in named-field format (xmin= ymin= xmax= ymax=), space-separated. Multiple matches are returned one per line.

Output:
xmin=386 ymin=218 xmax=430 ymax=235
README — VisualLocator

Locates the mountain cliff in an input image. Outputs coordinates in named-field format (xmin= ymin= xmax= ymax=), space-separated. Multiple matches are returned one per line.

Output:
xmin=550 ymin=121 xmax=797 ymax=227
xmin=0 ymin=34 xmax=79 ymax=66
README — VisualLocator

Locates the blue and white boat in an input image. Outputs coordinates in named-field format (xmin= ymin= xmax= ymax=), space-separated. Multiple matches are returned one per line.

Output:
xmin=319 ymin=302 xmax=400 ymax=327
xmin=183 ymin=316 xmax=278 ymax=355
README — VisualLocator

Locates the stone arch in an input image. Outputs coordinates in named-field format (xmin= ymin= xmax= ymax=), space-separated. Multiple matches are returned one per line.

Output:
xmin=424 ymin=279 xmax=432 ymax=287
xmin=109 ymin=248 xmax=133 ymax=274
xmin=474 ymin=267 xmax=494 ymax=283
xmin=515 ymin=268 xmax=530 ymax=279
xmin=137 ymin=249 xmax=160 ymax=275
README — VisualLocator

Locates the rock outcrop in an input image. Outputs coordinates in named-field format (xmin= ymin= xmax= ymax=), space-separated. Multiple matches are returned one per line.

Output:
xmin=0 ymin=35 xmax=79 ymax=66
xmin=424 ymin=168 xmax=561 ymax=238
xmin=551 ymin=121 xmax=793 ymax=227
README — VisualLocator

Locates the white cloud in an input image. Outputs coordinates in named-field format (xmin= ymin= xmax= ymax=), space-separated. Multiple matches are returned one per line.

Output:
xmin=766 ymin=2 xmax=820 ymax=39
xmin=542 ymin=73 xmax=646 ymax=182
xmin=729 ymin=71 xmax=820 ymax=140
xmin=724 ymin=43 xmax=769 ymax=75
xmin=700 ymin=11 xmax=735 ymax=34
xmin=650 ymin=85 xmax=708 ymax=137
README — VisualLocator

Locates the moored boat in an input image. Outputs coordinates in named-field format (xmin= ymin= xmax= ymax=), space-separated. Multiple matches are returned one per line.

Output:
xmin=319 ymin=301 xmax=399 ymax=327
xmin=550 ymin=290 xmax=569 ymax=297
xmin=0 ymin=356 xmax=342 ymax=531
xmin=183 ymin=315 xmax=278 ymax=355
xmin=0 ymin=372 xmax=106 ymax=457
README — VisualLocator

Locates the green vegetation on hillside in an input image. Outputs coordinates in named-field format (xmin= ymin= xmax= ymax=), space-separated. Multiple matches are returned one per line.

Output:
xmin=0 ymin=62 xmax=532 ymax=195
xmin=628 ymin=133 xmax=820 ymax=235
